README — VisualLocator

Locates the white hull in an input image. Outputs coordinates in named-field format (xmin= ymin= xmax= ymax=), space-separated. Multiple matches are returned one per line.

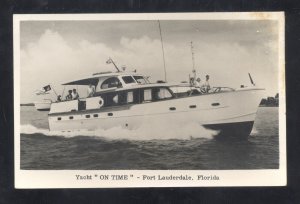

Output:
xmin=48 ymin=88 xmax=264 ymax=137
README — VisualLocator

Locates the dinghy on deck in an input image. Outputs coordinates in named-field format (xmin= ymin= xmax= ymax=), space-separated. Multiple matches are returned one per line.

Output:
xmin=34 ymin=99 xmax=51 ymax=111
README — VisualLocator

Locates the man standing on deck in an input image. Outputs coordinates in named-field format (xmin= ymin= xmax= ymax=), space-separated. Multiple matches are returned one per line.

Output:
xmin=72 ymin=89 xmax=79 ymax=100
xmin=194 ymin=77 xmax=202 ymax=88
xmin=87 ymin=83 xmax=95 ymax=97
xmin=65 ymin=90 xmax=73 ymax=100
xmin=202 ymin=75 xmax=211 ymax=93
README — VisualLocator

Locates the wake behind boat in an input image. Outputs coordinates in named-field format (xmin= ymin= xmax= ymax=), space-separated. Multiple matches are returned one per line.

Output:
xmin=44 ymin=69 xmax=264 ymax=138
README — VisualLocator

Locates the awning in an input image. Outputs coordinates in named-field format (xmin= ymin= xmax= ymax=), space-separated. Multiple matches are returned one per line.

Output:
xmin=61 ymin=72 xmax=138 ymax=86
xmin=62 ymin=77 xmax=100 ymax=86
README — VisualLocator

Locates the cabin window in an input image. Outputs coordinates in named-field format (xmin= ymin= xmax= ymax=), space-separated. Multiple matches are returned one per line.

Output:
xmin=133 ymin=76 xmax=147 ymax=84
xmin=101 ymin=77 xmax=122 ymax=89
xmin=100 ymin=90 xmax=140 ymax=107
xmin=117 ymin=92 xmax=126 ymax=104
xmin=112 ymin=94 xmax=119 ymax=104
xmin=85 ymin=115 xmax=90 ymax=118
xmin=154 ymin=88 xmax=173 ymax=100
xmin=122 ymin=76 xmax=135 ymax=84
xmin=69 ymin=116 xmax=74 ymax=120
xmin=141 ymin=88 xmax=173 ymax=102
xmin=57 ymin=117 xmax=61 ymax=121
xmin=143 ymin=89 xmax=152 ymax=102
xmin=113 ymin=91 xmax=136 ymax=105
xmin=93 ymin=114 xmax=98 ymax=118
xmin=127 ymin=91 xmax=133 ymax=103
xmin=102 ymin=92 xmax=120 ymax=107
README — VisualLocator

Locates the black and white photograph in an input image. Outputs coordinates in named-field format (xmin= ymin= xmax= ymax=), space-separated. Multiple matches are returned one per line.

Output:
xmin=14 ymin=12 xmax=286 ymax=188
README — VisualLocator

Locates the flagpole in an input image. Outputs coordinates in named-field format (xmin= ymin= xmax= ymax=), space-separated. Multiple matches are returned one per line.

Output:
xmin=190 ymin=41 xmax=196 ymax=77
xmin=50 ymin=84 xmax=58 ymax=97
xmin=61 ymin=85 xmax=66 ymax=99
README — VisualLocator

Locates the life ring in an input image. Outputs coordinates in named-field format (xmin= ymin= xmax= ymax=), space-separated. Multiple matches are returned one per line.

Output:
xmin=99 ymin=97 xmax=104 ymax=108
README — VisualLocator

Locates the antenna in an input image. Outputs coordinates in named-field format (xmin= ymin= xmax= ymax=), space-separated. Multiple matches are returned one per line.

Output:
xmin=248 ymin=73 xmax=255 ymax=86
xmin=106 ymin=57 xmax=120 ymax=72
xmin=158 ymin=20 xmax=167 ymax=82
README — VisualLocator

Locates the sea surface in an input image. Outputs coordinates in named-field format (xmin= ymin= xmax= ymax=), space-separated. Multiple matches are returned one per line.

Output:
xmin=20 ymin=106 xmax=279 ymax=170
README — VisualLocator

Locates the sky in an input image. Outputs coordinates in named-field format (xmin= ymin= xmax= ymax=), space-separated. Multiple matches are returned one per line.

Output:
xmin=20 ymin=20 xmax=279 ymax=103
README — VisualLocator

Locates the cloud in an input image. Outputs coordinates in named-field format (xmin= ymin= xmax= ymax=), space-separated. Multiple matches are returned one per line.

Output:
xmin=20 ymin=28 xmax=278 ymax=103
xmin=20 ymin=30 xmax=168 ymax=102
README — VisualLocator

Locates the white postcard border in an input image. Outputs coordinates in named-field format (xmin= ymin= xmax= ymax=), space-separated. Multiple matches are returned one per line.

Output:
xmin=14 ymin=12 xmax=286 ymax=188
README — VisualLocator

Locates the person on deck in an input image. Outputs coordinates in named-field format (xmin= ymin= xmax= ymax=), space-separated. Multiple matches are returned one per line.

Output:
xmin=57 ymin=95 xmax=62 ymax=102
xmin=190 ymin=77 xmax=195 ymax=86
xmin=72 ymin=89 xmax=79 ymax=100
xmin=202 ymin=75 xmax=211 ymax=93
xmin=194 ymin=78 xmax=202 ymax=88
xmin=65 ymin=90 xmax=73 ymax=100
xmin=87 ymin=83 xmax=95 ymax=97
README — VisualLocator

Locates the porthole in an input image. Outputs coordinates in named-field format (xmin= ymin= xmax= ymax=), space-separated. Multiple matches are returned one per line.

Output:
xmin=93 ymin=114 xmax=99 ymax=118
xmin=85 ymin=115 xmax=90 ymax=118
xmin=57 ymin=117 xmax=61 ymax=121
xmin=69 ymin=116 xmax=74 ymax=120
xmin=108 ymin=113 xmax=113 ymax=116
xmin=189 ymin=105 xmax=197 ymax=109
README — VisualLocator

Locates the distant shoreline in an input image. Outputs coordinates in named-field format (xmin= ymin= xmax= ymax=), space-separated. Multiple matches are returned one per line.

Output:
xmin=259 ymin=105 xmax=278 ymax=107
xmin=259 ymin=93 xmax=279 ymax=107
xmin=20 ymin=103 xmax=34 ymax=106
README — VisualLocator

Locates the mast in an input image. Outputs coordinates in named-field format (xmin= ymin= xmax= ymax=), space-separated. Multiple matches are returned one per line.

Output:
xmin=190 ymin=41 xmax=196 ymax=79
xmin=158 ymin=20 xmax=167 ymax=82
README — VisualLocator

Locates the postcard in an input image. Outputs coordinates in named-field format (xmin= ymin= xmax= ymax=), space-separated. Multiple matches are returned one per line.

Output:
xmin=14 ymin=12 xmax=286 ymax=188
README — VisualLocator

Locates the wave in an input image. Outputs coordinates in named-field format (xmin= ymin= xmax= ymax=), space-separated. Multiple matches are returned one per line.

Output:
xmin=250 ymin=126 xmax=259 ymax=135
xmin=20 ymin=120 xmax=218 ymax=141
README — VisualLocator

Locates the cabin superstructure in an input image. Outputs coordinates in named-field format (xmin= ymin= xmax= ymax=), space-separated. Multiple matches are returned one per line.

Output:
xmin=49 ymin=72 xmax=172 ymax=115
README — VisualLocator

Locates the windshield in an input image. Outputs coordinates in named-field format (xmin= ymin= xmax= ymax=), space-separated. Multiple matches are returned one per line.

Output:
xmin=133 ymin=76 xmax=148 ymax=84
xmin=122 ymin=76 xmax=136 ymax=84
xmin=101 ymin=77 xmax=122 ymax=89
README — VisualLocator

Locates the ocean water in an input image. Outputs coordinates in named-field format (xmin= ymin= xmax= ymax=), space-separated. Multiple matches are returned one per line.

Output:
xmin=20 ymin=106 xmax=279 ymax=170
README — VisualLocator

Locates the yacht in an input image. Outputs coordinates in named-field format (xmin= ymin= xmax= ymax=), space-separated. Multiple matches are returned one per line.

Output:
xmin=46 ymin=70 xmax=265 ymax=138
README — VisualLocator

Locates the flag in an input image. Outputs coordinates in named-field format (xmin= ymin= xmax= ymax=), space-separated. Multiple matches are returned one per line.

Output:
xmin=43 ymin=85 xmax=51 ymax=92
xmin=106 ymin=58 xmax=112 ymax=64
xmin=35 ymin=85 xmax=51 ymax=95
